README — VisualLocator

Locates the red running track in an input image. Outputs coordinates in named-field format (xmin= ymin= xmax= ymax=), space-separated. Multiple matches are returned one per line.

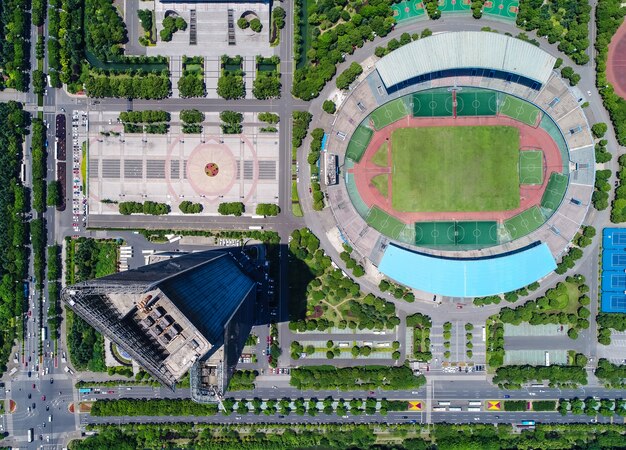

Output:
xmin=607 ymin=21 xmax=626 ymax=100
xmin=349 ymin=115 xmax=563 ymax=224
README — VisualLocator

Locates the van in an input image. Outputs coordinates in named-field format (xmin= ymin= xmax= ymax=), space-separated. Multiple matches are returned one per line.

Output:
xmin=48 ymin=415 xmax=52 ymax=422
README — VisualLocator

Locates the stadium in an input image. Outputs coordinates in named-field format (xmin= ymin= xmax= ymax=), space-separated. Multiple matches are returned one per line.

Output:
xmin=324 ymin=32 xmax=595 ymax=298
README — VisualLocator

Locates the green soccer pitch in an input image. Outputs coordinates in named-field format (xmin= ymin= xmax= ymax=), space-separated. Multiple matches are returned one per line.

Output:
xmin=391 ymin=126 xmax=520 ymax=212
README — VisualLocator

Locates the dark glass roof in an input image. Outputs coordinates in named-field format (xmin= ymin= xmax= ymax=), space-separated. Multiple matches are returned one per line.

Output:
xmin=157 ymin=254 xmax=255 ymax=343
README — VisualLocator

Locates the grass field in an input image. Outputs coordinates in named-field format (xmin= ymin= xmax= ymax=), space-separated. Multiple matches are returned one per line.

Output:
xmin=371 ymin=174 xmax=388 ymax=197
xmin=371 ymin=142 xmax=388 ymax=167
xmin=370 ymin=98 xmax=409 ymax=130
xmin=519 ymin=150 xmax=544 ymax=185
xmin=346 ymin=124 xmax=374 ymax=162
xmin=391 ymin=126 xmax=520 ymax=212
xmin=499 ymin=94 xmax=540 ymax=126
xmin=504 ymin=206 xmax=545 ymax=240
xmin=540 ymin=172 xmax=568 ymax=210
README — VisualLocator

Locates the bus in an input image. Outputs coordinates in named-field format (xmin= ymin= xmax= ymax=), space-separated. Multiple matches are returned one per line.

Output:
xmin=482 ymin=326 xmax=486 ymax=342
xmin=438 ymin=401 xmax=451 ymax=406
xmin=448 ymin=407 xmax=462 ymax=412
xmin=432 ymin=407 xmax=446 ymax=412
xmin=521 ymin=420 xmax=536 ymax=426
xmin=251 ymin=215 xmax=265 ymax=219
xmin=78 ymin=388 xmax=92 ymax=394
xmin=41 ymin=327 xmax=47 ymax=342
xmin=545 ymin=351 xmax=550 ymax=366
xmin=468 ymin=401 xmax=482 ymax=407
xmin=248 ymin=225 xmax=263 ymax=230
xmin=20 ymin=163 xmax=26 ymax=183
xmin=467 ymin=407 xmax=482 ymax=412
xmin=28 ymin=428 xmax=34 ymax=442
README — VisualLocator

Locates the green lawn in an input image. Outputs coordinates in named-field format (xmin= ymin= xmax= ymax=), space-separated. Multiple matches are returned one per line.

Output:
xmin=371 ymin=142 xmax=388 ymax=167
xmin=391 ymin=126 xmax=520 ymax=212
xmin=371 ymin=174 xmax=388 ymax=197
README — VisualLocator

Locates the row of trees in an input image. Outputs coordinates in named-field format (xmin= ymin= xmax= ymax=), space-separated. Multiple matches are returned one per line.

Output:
xmin=119 ymin=201 xmax=171 ymax=215
xmin=0 ymin=103 xmax=30 ymax=377
xmin=218 ymin=202 xmax=245 ymax=216
xmin=47 ymin=245 xmax=60 ymax=340
xmin=339 ymin=244 xmax=365 ymax=278
xmin=290 ymin=365 xmax=426 ymax=391
xmin=493 ymin=364 xmax=588 ymax=389
xmin=85 ymin=71 xmax=171 ymax=99
xmin=47 ymin=0 xmax=83 ymax=90
xmin=597 ymin=312 xmax=626 ymax=345
xmin=555 ymin=245 xmax=584 ymax=274
xmin=31 ymin=119 xmax=48 ymax=213
xmin=308 ymin=128 xmax=325 ymax=210
xmin=255 ymin=203 xmax=280 ymax=216
xmin=0 ymin=0 xmax=31 ymax=91
xmin=91 ymin=398 xmax=218 ymax=416
xmin=558 ymin=397 xmax=626 ymax=417
xmin=253 ymin=72 xmax=281 ymax=99
xmin=593 ymin=168 xmax=611 ymax=211
xmin=292 ymin=111 xmax=312 ymax=148
xmin=181 ymin=109 xmax=204 ymax=134
xmin=407 ymin=313 xmax=432 ymax=361
xmin=217 ymin=59 xmax=245 ymax=99
xmin=594 ymin=359 xmax=626 ymax=388
xmin=227 ymin=370 xmax=258 ymax=391
xmin=336 ymin=62 xmax=363 ymax=90
xmin=610 ymin=155 xmax=626 ymax=222
xmin=379 ymin=278 xmax=416 ymax=303
xmin=179 ymin=201 xmax=203 ymax=214
xmin=119 ymin=110 xmax=170 ymax=124
xmin=374 ymin=30 xmax=432 ymax=59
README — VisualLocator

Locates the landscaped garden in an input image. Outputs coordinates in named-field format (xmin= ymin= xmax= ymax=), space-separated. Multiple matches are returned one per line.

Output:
xmin=178 ymin=56 xmax=206 ymax=98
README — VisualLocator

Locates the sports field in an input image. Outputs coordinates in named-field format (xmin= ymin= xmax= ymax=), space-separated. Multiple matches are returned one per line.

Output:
xmin=519 ymin=150 xmax=544 ymax=185
xmin=370 ymin=98 xmax=409 ymax=130
xmin=504 ymin=206 xmax=545 ymax=240
xmin=346 ymin=124 xmax=373 ymax=162
xmin=391 ymin=126 xmax=520 ymax=212
xmin=499 ymin=94 xmax=540 ymax=126
xmin=540 ymin=172 xmax=568 ymax=210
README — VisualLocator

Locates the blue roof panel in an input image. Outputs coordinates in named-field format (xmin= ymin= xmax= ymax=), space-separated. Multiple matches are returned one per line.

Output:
xmin=379 ymin=243 xmax=556 ymax=297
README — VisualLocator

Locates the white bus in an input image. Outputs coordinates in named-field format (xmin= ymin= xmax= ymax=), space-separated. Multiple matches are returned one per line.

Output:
xmin=482 ymin=326 xmax=486 ymax=342
xmin=468 ymin=401 xmax=482 ymax=407
xmin=448 ymin=407 xmax=462 ymax=412
xmin=41 ymin=327 xmax=47 ymax=342
xmin=467 ymin=407 xmax=482 ymax=412
xmin=438 ymin=401 xmax=451 ymax=406
xmin=545 ymin=351 xmax=550 ymax=366
xmin=20 ymin=163 xmax=26 ymax=183
xmin=248 ymin=225 xmax=263 ymax=230
xmin=432 ymin=407 xmax=446 ymax=412
xmin=28 ymin=428 xmax=34 ymax=442
xmin=251 ymin=215 xmax=265 ymax=219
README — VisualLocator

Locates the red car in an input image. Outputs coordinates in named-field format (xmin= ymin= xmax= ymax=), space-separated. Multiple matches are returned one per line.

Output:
xmin=41 ymin=395 xmax=45 ymax=401
xmin=456 ymin=304 xmax=463 ymax=309
xmin=32 ymin=384 xmax=36 ymax=389
xmin=27 ymin=310 xmax=31 ymax=317
xmin=107 ymin=390 xmax=114 ymax=394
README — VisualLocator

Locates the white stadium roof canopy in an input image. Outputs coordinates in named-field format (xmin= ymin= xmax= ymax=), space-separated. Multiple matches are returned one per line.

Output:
xmin=375 ymin=31 xmax=556 ymax=89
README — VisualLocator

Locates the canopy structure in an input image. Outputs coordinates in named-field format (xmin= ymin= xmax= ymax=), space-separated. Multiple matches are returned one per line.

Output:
xmin=379 ymin=243 xmax=556 ymax=297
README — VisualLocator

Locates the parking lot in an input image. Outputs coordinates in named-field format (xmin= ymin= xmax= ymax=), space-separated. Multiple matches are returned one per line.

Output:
xmin=71 ymin=110 xmax=88 ymax=233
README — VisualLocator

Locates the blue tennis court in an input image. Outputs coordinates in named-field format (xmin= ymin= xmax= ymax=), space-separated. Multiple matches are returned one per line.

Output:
xmin=600 ymin=228 xmax=626 ymax=313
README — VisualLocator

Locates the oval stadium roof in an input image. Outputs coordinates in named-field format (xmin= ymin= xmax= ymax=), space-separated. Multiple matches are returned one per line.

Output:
xmin=378 ymin=243 xmax=556 ymax=298
xmin=375 ymin=31 xmax=556 ymax=89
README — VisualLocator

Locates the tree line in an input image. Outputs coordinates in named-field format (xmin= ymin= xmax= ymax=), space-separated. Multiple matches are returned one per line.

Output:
xmin=290 ymin=365 xmax=426 ymax=391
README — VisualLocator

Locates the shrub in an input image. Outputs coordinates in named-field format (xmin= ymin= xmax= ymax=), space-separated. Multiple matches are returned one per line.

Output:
xmin=322 ymin=100 xmax=336 ymax=114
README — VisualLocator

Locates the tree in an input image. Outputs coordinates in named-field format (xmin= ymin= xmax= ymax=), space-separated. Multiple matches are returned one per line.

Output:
xmin=273 ymin=6 xmax=286 ymax=29
xmin=591 ymin=122 xmax=608 ymax=138
xmin=237 ymin=18 xmax=249 ymax=29
xmin=252 ymin=73 xmax=281 ymax=99
xmin=336 ymin=62 xmax=363 ymax=90
xmin=250 ymin=18 xmax=263 ymax=32
xmin=46 ymin=181 xmax=61 ymax=207
xmin=217 ymin=73 xmax=245 ymax=99
xmin=179 ymin=201 xmax=203 ymax=214
xmin=322 ymin=100 xmax=336 ymax=114
xmin=218 ymin=202 xmax=245 ymax=216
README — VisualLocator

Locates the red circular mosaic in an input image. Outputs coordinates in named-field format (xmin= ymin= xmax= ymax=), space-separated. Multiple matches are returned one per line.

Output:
xmin=204 ymin=162 xmax=219 ymax=177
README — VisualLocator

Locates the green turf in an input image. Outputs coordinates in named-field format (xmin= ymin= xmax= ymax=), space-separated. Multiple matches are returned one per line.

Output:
xmin=391 ymin=0 xmax=427 ymax=22
xmin=456 ymin=91 xmax=498 ymax=116
xmin=415 ymin=221 xmax=457 ymax=246
xmin=371 ymin=174 xmax=388 ymax=198
xmin=483 ymin=0 xmax=519 ymax=20
xmin=498 ymin=94 xmax=540 ymax=126
xmin=371 ymin=142 xmax=389 ymax=167
xmin=540 ymin=172 xmax=568 ymax=210
xmin=391 ymin=126 xmax=520 ymax=212
xmin=346 ymin=124 xmax=373 ymax=162
xmin=370 ymin=98 xmax=409 ymax=130
xmin=366 ymin=206 xmax=415 ymax=243
xmin=412 ymin=91 xmax=454 ymax=117
xmin=439 ymin=0 xmax=471 ymax=13
xmin=456 ymin=221 xmax=499 ymax=245
xmin=519 ymin=150 xmax=544 ymax=185
xmin=504 ymin=206 xmax=545 ymax=240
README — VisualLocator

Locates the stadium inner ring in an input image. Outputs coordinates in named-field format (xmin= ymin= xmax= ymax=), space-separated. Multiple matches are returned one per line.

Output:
xmin=324 ymin=31 xmax=595 ymax=298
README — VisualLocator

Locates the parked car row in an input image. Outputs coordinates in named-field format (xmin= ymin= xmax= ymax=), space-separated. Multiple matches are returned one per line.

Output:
xmin=71 ymin=111 xmax=87 ymax=232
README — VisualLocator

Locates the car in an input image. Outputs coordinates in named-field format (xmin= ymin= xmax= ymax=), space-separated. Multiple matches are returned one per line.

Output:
xmin=402 ymin=416 xmax=408 ymax=419
xmin=456 ymin=304 xmax=463 ymax=309
xmin=590 ymin=418 xmax=597 ymax=423
xmin=32 ymin=384 xmax=36 ymax=389
xmin=504 ymin=395 xmax=511 ymax=398
xmin=27 ymin=310 xmax=31 ymax=317
xmin=46 ymin=405 xmax=49 ymax=411
xmin=27 ymin=393 xmax=31 ymax=399
xmin=41 ymin=395 xmax=45 ymax=401
xmin=50 ymin=379 xmax=53 ymax=384
xmin=107 ymin=390 xmax=114 ymax=394
xmin=494 ymin=415 xmax=500 ymax=419
xmin=27 ymin=407 xmax=31 ymax=412
xmin=369 ymin=391 xmax=375 ymax=395
xmin=32 ymin=403 xmax=35 ymax=409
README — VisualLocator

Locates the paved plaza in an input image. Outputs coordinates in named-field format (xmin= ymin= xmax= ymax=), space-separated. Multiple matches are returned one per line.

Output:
xmin=86 ymin=111 xmax=279 ymax=216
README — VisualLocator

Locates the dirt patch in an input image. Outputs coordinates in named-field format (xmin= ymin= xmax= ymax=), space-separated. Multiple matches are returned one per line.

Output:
xmin=9 ymin=400 xmax=16 ymax=413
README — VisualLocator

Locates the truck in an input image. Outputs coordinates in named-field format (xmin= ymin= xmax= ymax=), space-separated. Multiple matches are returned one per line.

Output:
xmin=28 ymin=428 xmax=34 ymax=442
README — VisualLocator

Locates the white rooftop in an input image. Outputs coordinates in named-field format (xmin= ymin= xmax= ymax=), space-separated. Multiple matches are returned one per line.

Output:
xmin=376 ymin=31 xmax=556 ymax=88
